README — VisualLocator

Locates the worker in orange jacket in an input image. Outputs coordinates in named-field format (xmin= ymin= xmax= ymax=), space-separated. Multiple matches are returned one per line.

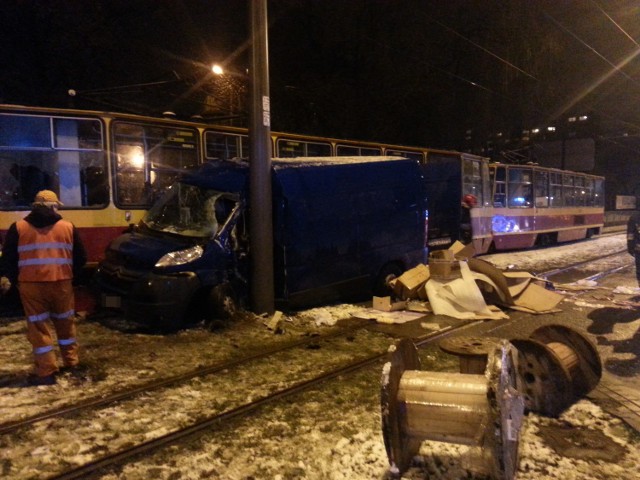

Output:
xmin=0 ymin=190 xmax=87 ymax=386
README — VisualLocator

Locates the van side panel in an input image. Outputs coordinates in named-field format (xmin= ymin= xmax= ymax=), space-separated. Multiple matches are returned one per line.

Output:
xmin=273 ymin=160 xmax=427 ymax=304
xmin=422 ymin=155 xmax=463 ymax=248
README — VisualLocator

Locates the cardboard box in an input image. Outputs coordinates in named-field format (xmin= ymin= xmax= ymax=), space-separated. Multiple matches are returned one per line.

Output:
xmin=396 ymin=263 xmax=430 ymax=299
xmin=428 ymin=248 xmax=462 ymax=279
xmin=429 ymin=249 xmax=455 ymax=261
xmin=388 ymin=277 xmax=405 ymax=298
xmin=429 ymin=258 xmax=460 ymax=279
xmin=373 ymin=296 xmax=408 ymax=312
xmin=450 ymin=240 xmax=476 ymax=259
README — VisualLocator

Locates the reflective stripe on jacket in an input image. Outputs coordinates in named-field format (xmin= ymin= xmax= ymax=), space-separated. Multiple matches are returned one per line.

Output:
xmin=16 ymin=219 xmax=74 ymax=281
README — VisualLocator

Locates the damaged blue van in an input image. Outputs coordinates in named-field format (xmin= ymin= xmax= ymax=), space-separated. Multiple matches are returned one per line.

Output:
xmin=95 ymin=156 xmax=428 ymax=331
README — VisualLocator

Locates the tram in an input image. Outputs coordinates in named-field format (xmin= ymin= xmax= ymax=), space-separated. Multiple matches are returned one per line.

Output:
xmin=0 ymin=104 xmax=605 ymax=267
xmin=0 ymin=105 xmax=210 ymax=265
xmin=487 ymin=163 xmax=605 ymax=251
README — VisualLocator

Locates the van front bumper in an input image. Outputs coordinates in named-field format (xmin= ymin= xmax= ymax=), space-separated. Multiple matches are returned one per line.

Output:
xmin=96 ymin=266 xmax=201 ymax=331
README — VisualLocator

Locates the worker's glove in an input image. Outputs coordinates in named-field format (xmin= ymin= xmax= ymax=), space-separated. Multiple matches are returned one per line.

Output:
xmin=0 ymin=277 xmax=11 ymax=294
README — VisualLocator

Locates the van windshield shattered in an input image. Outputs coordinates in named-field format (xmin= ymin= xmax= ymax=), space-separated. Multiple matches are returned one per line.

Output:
xmin=142 ymin=183 xmax=235 ymax=238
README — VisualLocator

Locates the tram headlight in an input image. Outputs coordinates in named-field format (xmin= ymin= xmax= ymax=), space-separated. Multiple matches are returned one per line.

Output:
xmin=155 ymin=245 xmax=203 ymax=267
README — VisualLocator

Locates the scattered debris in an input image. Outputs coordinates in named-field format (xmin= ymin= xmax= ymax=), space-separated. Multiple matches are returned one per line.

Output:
xmin=366 ymin=241 xmax=565 ymax=323
xmin=352 ymin=309 xmax=427 ymax=325
xmin=613 ymin=286 xmax=640 ymax=295
xmin=264 ymin=311 xmax=283 ymax=331
xmin=372 ymin=296 xmax=407 ymax=312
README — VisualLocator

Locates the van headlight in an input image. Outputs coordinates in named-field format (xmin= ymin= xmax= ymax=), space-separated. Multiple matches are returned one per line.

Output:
xmin=155 ymin=245 xmax=204 ymax=267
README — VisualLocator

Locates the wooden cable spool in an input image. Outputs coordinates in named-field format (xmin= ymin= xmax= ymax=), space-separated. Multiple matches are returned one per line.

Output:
xmin=381 ymin=338 xmax=524 ymax=479
xmin=510 ymin=324 xmax=602 ymax=417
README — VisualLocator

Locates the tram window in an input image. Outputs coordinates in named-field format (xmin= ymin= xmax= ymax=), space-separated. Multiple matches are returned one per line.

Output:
xmin=336 ymin=145 xmax=381 ymax=156
xmin=386 ymin=150 xmax=423 ymax=162
xmin=494 ymin=182 xmax=506 ymax=207
xmin=0 ymin=114 xmax=50 ymax=148
xmin=276 ymin=139 xmax=331 ymax=157
xmin=336 ymin=145 xmax=358 ymax=156
xmin=482 ymin=162 xmax=490 ymax=207
xmin=574 ymin=176 xmax=587 ymax=206
xmin=562 ymin=174 xmax=575 ymax=206
xmin=0 ymin=114 xmax=107 ymax=209
xmin=491 ymin=166 xmax=506 ymax=207
xmin=507 ymin=168 xmax=532 ymax=207
xmin=205 ymin=132 xmax=245 ymax=160
xmin=594 ymin=178 xmax=604 ymax=206
xmin=583 ymin=177 xmax=594 ymax=206
xmin=549 ymin=172 xmax=563 ymax=207
xmin=463 ymin=159 xmax=483 ymax=205
xmin=277 ymin=140 xmax=303 ymax=157
xmin=81 ymin=164 xmax=109 ymax=206
xmin=306 ymin=142 xmax=331 ymax=156
xmin=113 ymin=122 xmax=199 ymax=207
xmin=361 ymin=147 xmax=382 ymax=156
xmin=534 ymin=170 xmax=549 ymax=207
xmin=54 ymin=118 xmax=103 ymax=150
xmin=1 ymin=153 xmax=56 ymax=208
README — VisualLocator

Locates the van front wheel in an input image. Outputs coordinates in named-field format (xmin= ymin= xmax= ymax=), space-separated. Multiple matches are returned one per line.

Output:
xmin=204 ymin=283 xmax=238 ymax=330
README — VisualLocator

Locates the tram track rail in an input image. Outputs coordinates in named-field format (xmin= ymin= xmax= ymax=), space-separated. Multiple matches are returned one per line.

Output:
xmin=0 ymin=319 xmax=373 ymax=436
xmin=1 ymin=247 xmax=631 ymax=438
xmin=535 ymin=248 xmax=631 ymax=280
xmin=30 ymin=320 xmax=482 ymax=480
xmin=1 ymin=244 xmax=634 ymax=480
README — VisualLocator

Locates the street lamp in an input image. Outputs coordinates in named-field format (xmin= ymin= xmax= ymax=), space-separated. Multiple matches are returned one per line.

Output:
xmin=206 ymin=63 xmax=248 ymax=125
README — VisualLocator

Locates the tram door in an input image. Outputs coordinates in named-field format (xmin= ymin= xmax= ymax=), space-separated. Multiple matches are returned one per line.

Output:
xmin=422 ymin=153 xmax=463 ymax=249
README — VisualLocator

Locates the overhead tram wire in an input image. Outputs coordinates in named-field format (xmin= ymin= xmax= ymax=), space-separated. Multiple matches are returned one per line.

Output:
xmin=542 ymin=9 xmax=640 ymax=85
xmin=589 ymin=0 xmax=640 ymax=48
xmin=539 ymin=6 xmax=640 ymax=136
xmin=428 ymin=3 xmax=640 ymax=133
xmin=430 ymin=19 xmax=538 ymax=81
xmin=364 ymin=35 xmax=531 ymax=105
xmin=541 ymin=8 xmax=640 ymax=123
xmin=381 ymin=5 xmax=640 ymax=154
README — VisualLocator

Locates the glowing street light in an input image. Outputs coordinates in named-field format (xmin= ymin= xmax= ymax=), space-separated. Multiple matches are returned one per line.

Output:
xmin=211 ymin=64 xmax=224 ymax=75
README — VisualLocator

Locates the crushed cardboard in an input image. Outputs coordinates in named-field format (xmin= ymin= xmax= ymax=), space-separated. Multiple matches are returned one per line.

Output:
xmin=392 ymin=263 xmax=430 ymax=299
xmin=373 ymin=296 xmax=407 ymax=312
xmin=449 ymin=240 xmax=475 ymax=260
xmin=426 ymin=262 xmax=509 ymax=320
xmin=512 ymin=282 xmax=564 ymax=312
xmin=371 ymin=242 xmax=567 ymax=320
xmin=406 ymin=301 xmax=431 ymax=313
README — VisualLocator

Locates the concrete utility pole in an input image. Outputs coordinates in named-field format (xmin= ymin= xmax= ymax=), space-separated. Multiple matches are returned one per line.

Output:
xmin=249 ymin=0 xmax=275 ymax=315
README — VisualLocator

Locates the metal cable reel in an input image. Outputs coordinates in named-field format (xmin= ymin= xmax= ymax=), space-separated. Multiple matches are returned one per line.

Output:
xmin=510 ymin=324 xmax=602 ymax=417
xmin=380 ymin=338 xmax=524 ymax=479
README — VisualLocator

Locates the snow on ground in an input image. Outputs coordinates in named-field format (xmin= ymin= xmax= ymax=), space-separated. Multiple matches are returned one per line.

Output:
xmin=1 ymin=233 xmax=640 ymax=479
xmin=481 ymin=233 xmax=628 ymax=272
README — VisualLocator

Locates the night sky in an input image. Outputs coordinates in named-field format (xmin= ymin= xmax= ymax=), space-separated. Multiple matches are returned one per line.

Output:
xmin=2 ymin=0 xmax=640 ymax=152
